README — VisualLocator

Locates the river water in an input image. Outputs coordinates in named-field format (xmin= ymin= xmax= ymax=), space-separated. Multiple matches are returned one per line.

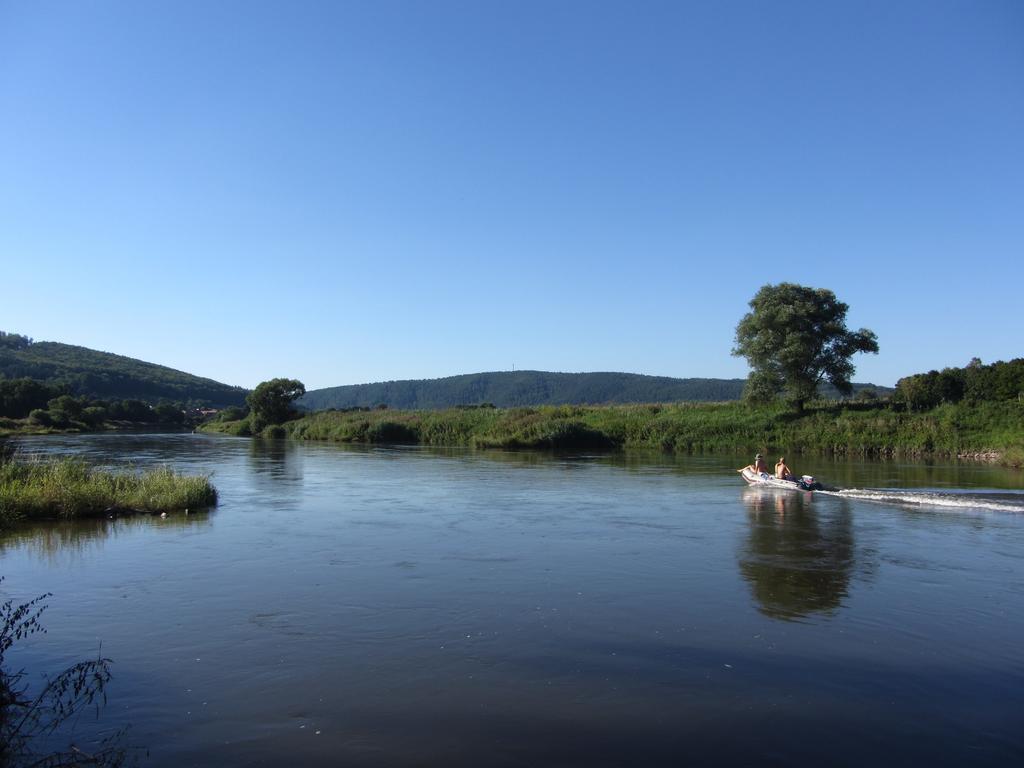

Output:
xmin=2 ymin=433 xmax=1023 ymax=766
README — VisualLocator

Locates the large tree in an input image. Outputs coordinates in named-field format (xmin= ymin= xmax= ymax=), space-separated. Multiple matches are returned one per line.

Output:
xmin=246 ymin=378 xmax=305 ymax=432
xmin=733 ymin=283 xmax=878 ymax=410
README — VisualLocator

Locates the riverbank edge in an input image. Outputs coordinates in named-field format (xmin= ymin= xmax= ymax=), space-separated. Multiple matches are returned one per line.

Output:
xmin=199 ymin=401 xmax=1024 ymax=468
xmin=0 ymin=458 xmax=218 ymax=529
xmin=0 ymin=419 xmax=192 ymax=438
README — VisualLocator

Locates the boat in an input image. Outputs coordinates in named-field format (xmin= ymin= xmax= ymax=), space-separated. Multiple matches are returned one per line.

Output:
xmin=739 ymin=467 xmax=823 ymax=491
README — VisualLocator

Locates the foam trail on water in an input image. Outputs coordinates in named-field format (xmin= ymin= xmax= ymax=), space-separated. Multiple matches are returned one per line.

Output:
xmin=820 ymin=488 xmax=1024 ymax=513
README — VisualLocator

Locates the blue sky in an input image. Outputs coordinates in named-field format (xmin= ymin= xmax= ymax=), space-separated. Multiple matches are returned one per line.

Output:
xmin=1 ymin=0 xmax=1021 ymax=390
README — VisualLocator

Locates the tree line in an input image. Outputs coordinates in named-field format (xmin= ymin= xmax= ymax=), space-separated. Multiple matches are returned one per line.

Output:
xmin=892 ymin=358 xmax=1024 ymax=411
xmin=0 ymin=377 xmax=188 ymax=428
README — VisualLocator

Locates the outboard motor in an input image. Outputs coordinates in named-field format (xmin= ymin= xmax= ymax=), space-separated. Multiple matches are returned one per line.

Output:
xmin=798 ymin=474 xmax=823 ymax=491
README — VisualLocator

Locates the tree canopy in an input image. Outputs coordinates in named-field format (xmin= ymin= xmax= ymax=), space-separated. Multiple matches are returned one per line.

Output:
xmin=733 ymin=283 xmax=878 ymax=410
xmin=894 ymin=357 xmax=1024 ymax=410
xmin=247 ymin=378 xmax=306 ymax=432
xmin=0 ymin=332 xmax=32 ymax=350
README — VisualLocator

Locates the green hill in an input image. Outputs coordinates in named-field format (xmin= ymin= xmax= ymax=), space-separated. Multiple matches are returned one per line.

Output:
xmin=299 ymin=370 xmax=891 ymax=411
xmin=0 ymin=331 xmax=247 ymax=407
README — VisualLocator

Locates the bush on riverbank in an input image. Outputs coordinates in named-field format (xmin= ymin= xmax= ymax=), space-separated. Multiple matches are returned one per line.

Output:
xmin=200 ymin=400 xmax=1024 ymax=465
xmin=201 ymin=417 xmax=253 ymax=437
xmin=0 ymin=455 xmax=217 ymax=528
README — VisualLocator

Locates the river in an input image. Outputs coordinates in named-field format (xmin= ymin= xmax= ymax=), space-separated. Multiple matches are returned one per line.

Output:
xmin=2 ymin=433 xmax=1023 ymax=766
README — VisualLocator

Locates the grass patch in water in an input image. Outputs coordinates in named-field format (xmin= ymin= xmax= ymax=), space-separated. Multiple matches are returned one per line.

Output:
xmin=0 ymin=456 xmax=217 ymax=528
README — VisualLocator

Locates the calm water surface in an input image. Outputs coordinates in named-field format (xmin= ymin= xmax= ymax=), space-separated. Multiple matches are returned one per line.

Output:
xmin=3 ymin=434 xmax=1024 ymax=766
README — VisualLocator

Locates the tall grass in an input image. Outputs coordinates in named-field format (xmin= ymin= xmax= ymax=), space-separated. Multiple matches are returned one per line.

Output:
xmin=0 ymin=455 xmax=217 ymax=528
xmin=203 ymin=400 xmax=1024 ymax=465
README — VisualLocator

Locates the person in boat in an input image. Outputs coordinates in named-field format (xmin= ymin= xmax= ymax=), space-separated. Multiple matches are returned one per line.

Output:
xmin=775 ymin=457 xmax=794 ymax=481
xmin=740 ymin=453 xmax=771 ymax=476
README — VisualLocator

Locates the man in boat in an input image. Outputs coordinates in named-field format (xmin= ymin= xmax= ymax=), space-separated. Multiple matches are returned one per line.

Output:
xmin=775 ymin=457 xmax=794 ymax=481
xmin=740 ymin=453 xmax=771 ymax=476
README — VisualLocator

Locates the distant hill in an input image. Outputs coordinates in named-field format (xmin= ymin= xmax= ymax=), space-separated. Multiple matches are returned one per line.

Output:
xmin=299 ymin=370 xmax=892 ymax=411
xmin=0 ymin=331 xmax=247 ymax=407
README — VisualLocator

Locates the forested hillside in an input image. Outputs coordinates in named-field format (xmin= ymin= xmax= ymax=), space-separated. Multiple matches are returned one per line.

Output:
xmin=0 ymin=331 xmax=247 ymax=407
xmin=299 ymin=370 xmax=890 ymax=411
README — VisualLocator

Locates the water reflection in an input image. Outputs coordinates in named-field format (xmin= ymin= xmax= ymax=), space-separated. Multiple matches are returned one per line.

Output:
xmin=738 ymin=488 xmax=855 ymax=621
xmin=248 ymin=437 xmax=303 ymax=484
xmin=3 ymin=435 xmax=1024 ymax=765
xmin=354 ymin=446 xmax=1024 ymax=490
xmin=0 ymin=512 xmax=212 ymax=562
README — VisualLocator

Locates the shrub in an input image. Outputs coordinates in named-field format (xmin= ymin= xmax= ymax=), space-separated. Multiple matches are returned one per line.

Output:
xmin=217 ymin=406 xmax=248 ymax=422
xmin=27 ymin=409 xmax=52 ymax=427
xmin=365 ymin=421 xmax=419 ymax=444
xmin=46 ymin=395 xmax=84 ymax=419
xmin=0 ymin=378 xmax=62 ymax=418
xmin=1002 ymin=445 xmax=1024 ymax=469
xmin=537 ymin=421 xmax=616 ymax=451
xmin=1 ymin=581 xmax=127 ymax=766
xmin=45 ymin=410 xmax=75 ymax=429
xmin=80 ymin=406 xmax=108 ymax=427
xmin=154 ymin=403 xmax=185 ymax=424
xmin=248 ymin=413 xmax=267 ymax=435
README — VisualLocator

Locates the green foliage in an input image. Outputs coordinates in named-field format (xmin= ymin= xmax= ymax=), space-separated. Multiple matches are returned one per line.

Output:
xmin=741 ymin=369 xmax=783 ymax=405
xmin=0 ymin=332 xmax=32 ymax=350
xmin=365 ymin=420 xmax=419 ymax=444
xmin=298 ymin=370 xmax=890 ymax=411
xmin=1002 ymin=446 xmax=1024 ymax=469
xmin=47 ymin=394 xmax=84 ymax=421
xmin=0 ymin=384 xmax=198 ymax=435
xmin=210 ymin=399 xmax=1024 ymax=465
xmin=154 ymin=402 xmax=185 ymax=424
xmin=247 ymin=378 xmax=305 ymax=432
xmin=733 ymin=283 xmax=879 ymax=410
xmin=0 ymin=378 xmax=63 ymax=418
xmin=215 ymin=406 xmax=248 ymax=422
xmin=107 ymin=398 xmax=155 ymax=422
xmin=482 ymin=419 xmax=615 ymax=451
xmin=1 ymin=578 xmax=128 ymax=766
xmin=27 ymin=409 xmax=52 ymax=427
xmin=895 ymin=358 xmax=1024 ymax=411
xmin=81 ymin=406 xmax=108 ymax=427
xmin=200 ymin=417 xmax=252 ymax=436
xmin=0 ymin=458 xmax=217 ymax=528
xmin=0 ymin=330 xmax=247 ymax=407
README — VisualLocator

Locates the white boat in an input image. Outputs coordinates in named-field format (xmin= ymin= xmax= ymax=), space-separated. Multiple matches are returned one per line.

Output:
xmin=739 ymin=467 xmax=823 ymax=491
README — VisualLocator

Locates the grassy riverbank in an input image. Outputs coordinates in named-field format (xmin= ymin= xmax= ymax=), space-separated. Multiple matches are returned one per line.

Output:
xmin=0 ymin=455 xmax=217 ymax=528
xmin=0 ymin=416 xmax=189 ymax=438
xmin=202 ymin=400 xmax=1024 ymax=467
xmin=1 ymin=419 xmax=119 ymax=438
xmin=0 ymin=416 xmax=48 ymax=436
